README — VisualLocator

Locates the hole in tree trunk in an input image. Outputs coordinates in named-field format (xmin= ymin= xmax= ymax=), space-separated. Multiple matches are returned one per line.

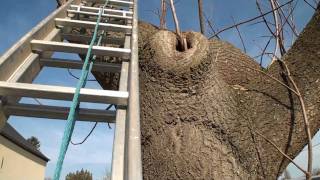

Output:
xmin=176 ymin=37 xmax=193 ymax=52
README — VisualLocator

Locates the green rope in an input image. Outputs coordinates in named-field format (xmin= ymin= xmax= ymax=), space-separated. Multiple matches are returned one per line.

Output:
xmin=53 ymin=1 xmax=109 ymax=179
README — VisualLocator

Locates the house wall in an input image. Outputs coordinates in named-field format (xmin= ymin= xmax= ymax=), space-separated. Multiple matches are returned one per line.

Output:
xmin=0 ymin=136 xmax=47 ymax=180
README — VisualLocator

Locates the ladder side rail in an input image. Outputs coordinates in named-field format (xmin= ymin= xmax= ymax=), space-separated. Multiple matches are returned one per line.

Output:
xmin=126 ymin=0 xmax=142 ymax=179
xmin=111 ymin=62 xmax=129 ymax=180
xmin=111 ymin=7 xmax=132 ymax=176
xmin=5 ymin=28 xmax=62 ymax=108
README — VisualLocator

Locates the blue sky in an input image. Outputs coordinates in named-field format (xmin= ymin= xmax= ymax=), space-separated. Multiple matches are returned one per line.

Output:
xmin=0 ymin=0 xmax=319 ymax=179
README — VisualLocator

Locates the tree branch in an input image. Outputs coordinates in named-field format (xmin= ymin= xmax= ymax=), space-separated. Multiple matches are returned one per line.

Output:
xmin=160 ymin=0 xmax=167 ymax=29
xmin=169 ymin=0 xmax=187 ymax=51
xmin=209 ymin=0 xmax=294 ymax=39
xmin=254 ymin=130 xmax=309 ymax=175
xmin=231 ymin=16 xmax=247 ymax=53
xmin=198 ymin=0 xmax=205 ymax=35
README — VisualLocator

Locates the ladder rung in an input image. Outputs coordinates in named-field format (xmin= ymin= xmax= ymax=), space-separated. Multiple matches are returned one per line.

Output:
xmin=62 ymin=33 xmax=125 ymax=45
xmin=86 ymin=0 xmax=134 ymax=7
xmin=67 ymin=10 xmax=133 ymax=20
xmin=31 ymin=40 xmax=131 ymax=58
xmin=4 ymin=103 xmax=116 ymax=122
xmin=0 ymin=82 xmax=128 ymax=105
xmin=55 ymin=18 xmax=132 ymax=32
xmin=70 ymin=5 xmax=133 ymax=16
xmin=39 ymin=58 xmax=122 ymax=73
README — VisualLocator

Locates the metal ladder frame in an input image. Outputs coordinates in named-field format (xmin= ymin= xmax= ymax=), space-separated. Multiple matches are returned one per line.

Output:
xmin=0 ymin=0 xmax=142 ymax=179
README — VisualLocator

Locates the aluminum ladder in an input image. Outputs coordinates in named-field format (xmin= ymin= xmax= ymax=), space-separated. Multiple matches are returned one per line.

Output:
xmin=0 ymin=0 xmax=142 ymax=179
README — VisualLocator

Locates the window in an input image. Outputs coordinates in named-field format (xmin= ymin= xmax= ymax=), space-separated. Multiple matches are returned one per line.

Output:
xmin=1 ymin=157 xmax=4 ymax=169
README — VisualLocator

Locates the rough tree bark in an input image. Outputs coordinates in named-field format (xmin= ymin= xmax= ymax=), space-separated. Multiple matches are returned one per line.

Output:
xmin=134 ymin=5 xmax=320 ymax=179
xmin=59 ymin=1 xmax=320 ymax=179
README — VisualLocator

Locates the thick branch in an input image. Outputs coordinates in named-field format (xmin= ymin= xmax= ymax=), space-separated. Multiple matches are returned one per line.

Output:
xmin=160 ymin=0 xmax=167 ymax=29
xmin=169 ymin=0 xmax=187 ymax=51
xmin=198 ymin=0 xmax=205 ymax=35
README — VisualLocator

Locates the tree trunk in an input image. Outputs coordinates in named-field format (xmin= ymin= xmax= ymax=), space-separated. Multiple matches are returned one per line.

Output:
xmin=198 ymin=0 xmax=205 ymax=35
xmin=81 ymin=4 xmax=320 ymax=180
xmin=135 ymin=6 xmax=320 ymax=179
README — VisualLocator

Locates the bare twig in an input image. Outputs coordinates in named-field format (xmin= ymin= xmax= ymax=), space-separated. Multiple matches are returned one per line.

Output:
xmin=256 ymin=0 xmax=277 ymax=37
xmin=255 ymin=130 xmax=309 ymax=175
xmin=259 ymin=37 xmax=272 ymax=66
xmin=269 ymin=0 xmax=283 ymax=64
xmin=240 ymin=64 xmax=299 ymax=95
xmin=303 ymin=0 xmax=317 ymax=10
xmin=231 ymin=16 xmax=247 ymax=53
xmin=280 ymin=60 xmax=313 ymax=180
xmin=243 ymin=48 xmax=313 ymax=179
xmin=204 ymin=13 xmax=220 ymax=39
xmin=209 ymin=0 xmax=294 ymax=39
xmin=288 ymin=2 xmax=299 ymax=45
xmin=248 ymin=20 xmax=275 ymax=27
xmin=276 ymin=0 xmax=299 ymax=38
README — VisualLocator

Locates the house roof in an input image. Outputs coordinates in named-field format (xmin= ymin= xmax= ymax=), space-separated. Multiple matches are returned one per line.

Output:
xmin=0 ymin=123 xmax=49 ymax=162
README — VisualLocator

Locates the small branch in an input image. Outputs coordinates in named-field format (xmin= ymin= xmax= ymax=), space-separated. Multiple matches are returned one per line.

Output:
xmin=276 ymin=0 xmax=299 ymax=38
xmin=256 ymin=0 xmax=277 ymax=38
xmin=245 ymin=50 xmax=313 ymax=179
xmin=269 ymin=0 xmax=283 ymax=64
xmin=231 ymin=16 xmax=247 ymax=53
xmin=280 ymin=60 xmax=313 ymax=179
xmin=254 ymin=130 xmax=309 ymax=175
xmin=240 ymin=65 xmax=299 ymax=95
xmin=204 ymin=13 xmax=220 ymax=39
xmin=288 ymin=2 xmax=299 ymax=45
xmin=260 ymin=37 xmax=272 ymax=66
xmin=303 ymin=0 xmax=317 ymax=10
xmin=209 ymin=0 xmax=294 ymax=39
